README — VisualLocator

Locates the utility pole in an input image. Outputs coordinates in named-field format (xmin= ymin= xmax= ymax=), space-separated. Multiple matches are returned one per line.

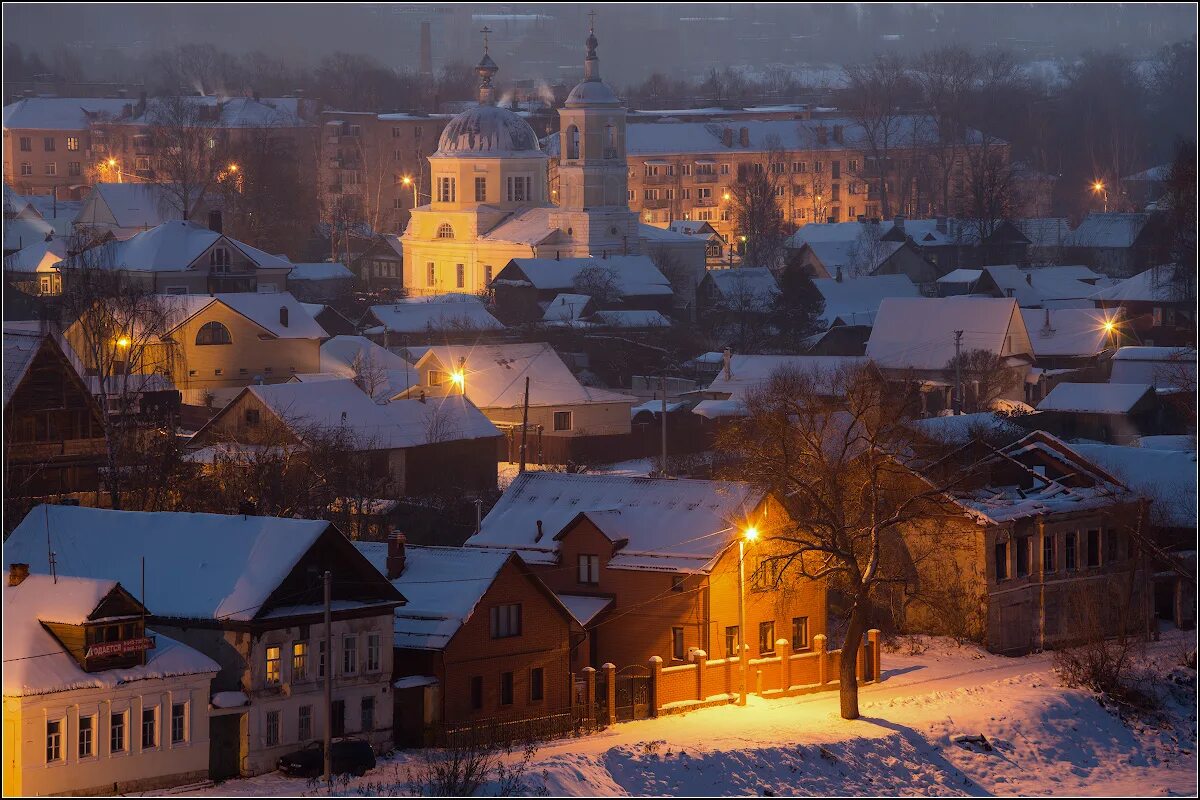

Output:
xmin=659 ymin=373 xmax=669 ymax=478
xmin=737 ymin=537 xmax=747 ymax=706
xmin=323 ymin=570 xmax=333 ymax=785
xmin=518 ymin=376 xmax=530 ymax=474
xmin=952 ymin=330 xmax=963 ymax=415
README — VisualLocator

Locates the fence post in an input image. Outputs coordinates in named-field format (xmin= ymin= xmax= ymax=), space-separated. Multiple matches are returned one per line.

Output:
xmin=582 ymin=666 xmax=596 ymax=722
xmin=602 ymin=663 xmax=616 ymax=726
xmin=776 ymin=638 xmax=791 ymax=691
xmin=648 ymin=656 xmax=662 ymax=717
xmin=814 ymin=634 xmax=828 ymax=685
xmin=868 ymin=629 xmax=881 ymax=683
xmin=692 ymin=649 xmax=707 ymax=702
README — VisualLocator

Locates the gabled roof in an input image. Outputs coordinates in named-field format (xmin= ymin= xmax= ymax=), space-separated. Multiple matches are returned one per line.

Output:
xmin=412 ymin=342 xmax=634 ymax=408
xmin=4 ymin=236 xmax=68 ymax=273
xmin=66 ymin=220 xmax=292 ymax=272
xmin=202 ymin=379 xmax=500 ymax=450
xmin=1036 ymin=382 xmax=1154 ymax=414
xmin=705 ymin=268 xmax=779 ymax=310
xmin=1020 ymin=308 xmax=1116 ymax=358
xmin=367 ymin=295 xmax=504 ymax=334
xmin=694 ymin=354 xmax=869 ymax=418
xmin=801 ymin=239 xmax=907 ymax=275
xmin=542 ymin=293 xmax=592 ymax=322
xmin=2 ymin=328 xmax=42 ymax=404
xmin=589 ymin=309 xmax=672 ymax=328
xmin=160 ymin=291 xmax=327 ymax=340
xmin=1072 ymin=444 xmax=1196 ymax=528
xmin=320 ymin=336 xmax=417 ymax=400
xmin=1091 ymin=265 xmax=1194 ymax=303
xmin=496 ymin=256 xmax=673 ymax=297
xmin=983 ymin=266 xmax=1102 ymax=307
xmin=1067 ymin=213 xmax=1150 ymax=249
xmin=3 ymin=97 xmax=135 ymax=131
xmin=3 ymin=215 xmax=54 ymax=252
xmin=480 ymin=207 xmax=562 ymax=246
xmin=866 ymin=297 xmax=1032 ymax=370
xmin=75 ymin=183 xmax=195 ymax=230
xmin=289 ymin=262 xmax=353 ymax=281
xmin=4 ymin=573 xmax=220 ymax=698
xmin=4 ymin=506 xmax=337 ymax=621
xmin=811 ymin=274 xmax=919 ymax=326
xmin=470 ymin=471 xmax=765 ymax=570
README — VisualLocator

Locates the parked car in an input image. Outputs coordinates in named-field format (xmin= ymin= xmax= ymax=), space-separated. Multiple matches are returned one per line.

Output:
xmin=276 ymin=738 xmax=376 ymax=778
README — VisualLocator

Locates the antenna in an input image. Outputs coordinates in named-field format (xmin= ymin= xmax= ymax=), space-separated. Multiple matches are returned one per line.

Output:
xmin=44 ymin=505 xmax=57 ymax=583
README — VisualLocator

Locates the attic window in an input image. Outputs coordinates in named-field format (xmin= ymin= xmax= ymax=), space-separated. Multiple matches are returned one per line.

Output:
xmin=195 ymin=321 xmax=232 ymax=346
xmin=436 ymin=223 xmax=455 ymax=239
xmin=210 ymin=247 xmax=231 ymax=272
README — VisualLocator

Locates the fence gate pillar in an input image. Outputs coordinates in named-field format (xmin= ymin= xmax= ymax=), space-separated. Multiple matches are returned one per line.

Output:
xmin=602 ymin=663 xmax=616 ymax=726
xmin=582 ymin=666 xmax=596 ymax=721
xmin=867 ymin=629 xmax=881 ymax=683
xmin=692 ymin=650 xmax=707 ymax=702
xmin=777 ymin=638 xmax=791 ymax=690
xmin=814 ymin=634 xmax=828 ymax=684
xmin=648 ymin=656 xmax=662 ymax=717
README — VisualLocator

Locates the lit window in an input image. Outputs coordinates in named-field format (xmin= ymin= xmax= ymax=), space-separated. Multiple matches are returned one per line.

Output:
xmin=265 ymin=645 xmax=281 ymax=685
xmin=791 ymin=617 xmax=810 ymax=651
xmin=292 ymin=641 xmax=308 ymax=680
xmin=66 ymin=136 xmax=79 ymax=151
xmin=725 ymin=626 xmax=739 ymax=658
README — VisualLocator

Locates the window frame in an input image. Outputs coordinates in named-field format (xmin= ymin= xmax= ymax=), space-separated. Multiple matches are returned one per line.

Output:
xmin=342 ymin=634 xmax=359 ymax=675
xmin=791 ymin=616 xmax=810 ymax=651
xmin=265 ymin=644 xmax=282 ymax=685
xmin=171 ymin=702 xmax=187 ymax=745
xmin=141 ymin=706 xmax=158 ymax=750
xmin=292 ymin=641 xmax=308 ymax=680
xmin=758 ymin=620 xmax=776 ymax=655
xmin=577 ymin=554 xmax=600 ymax=585
xmin=671 ymin=626 xmax=685 ymax=661
xmin=490 ymin=603 xmax=522 ymax=638
xmin=530 ymin=667 xmax=545 ymax=702
xmin=47 ymin=718 xmax=63 ymax=763
xmin=265 ymin=709 xmax=280 ymax=747
xmin=553 ymin=410 xmax=573 ymax=431
xmin=110 ymin=710 xmax=127 ymax=753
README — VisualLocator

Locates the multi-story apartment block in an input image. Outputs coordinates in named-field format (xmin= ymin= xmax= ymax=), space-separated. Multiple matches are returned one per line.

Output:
xmin=547 ymin=115 xmax=1003 ymax=244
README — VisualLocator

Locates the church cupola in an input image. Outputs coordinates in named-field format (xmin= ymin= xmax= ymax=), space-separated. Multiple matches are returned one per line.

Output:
xmin=475 ymin=26 xmax=499 ymax=105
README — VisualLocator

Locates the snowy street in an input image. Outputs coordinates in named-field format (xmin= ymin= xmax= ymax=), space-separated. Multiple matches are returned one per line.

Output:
xmin=168 ymin=632 xmax=1197 ymax=797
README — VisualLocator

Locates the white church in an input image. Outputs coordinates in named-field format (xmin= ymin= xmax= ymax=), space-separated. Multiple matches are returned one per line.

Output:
xmin=400 ymin=22 xmax=705 ymax=310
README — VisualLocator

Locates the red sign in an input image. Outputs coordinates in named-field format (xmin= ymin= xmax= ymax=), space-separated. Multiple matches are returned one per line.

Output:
xmin=86 ymin=637 xmax=155 ymax=659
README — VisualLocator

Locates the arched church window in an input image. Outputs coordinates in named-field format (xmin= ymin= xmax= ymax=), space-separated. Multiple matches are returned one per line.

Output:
xmin=566 ymin=125 xmax=580 ymax=160
xmin=604 ymin=124 xmax=617 ymax=159
xmin=436 ymin=223 xmax=455 ymax=239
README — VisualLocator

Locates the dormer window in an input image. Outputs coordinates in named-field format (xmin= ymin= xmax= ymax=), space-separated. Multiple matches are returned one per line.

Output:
xmin=210 ymin=246 xmax=231 ymax=273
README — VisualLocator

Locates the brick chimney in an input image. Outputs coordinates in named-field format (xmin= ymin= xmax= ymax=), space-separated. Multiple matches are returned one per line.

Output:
xmin=832 ymin=124 xmax=844 ymax=144
xmin=893 ymin=215 xmax=905 ymax=234
xmin=279 ymin=306 xmax=289 ymax=328
xmin=722 ymin=128 xmax=734 ymax=148
xmin=723 ymin=346 xmax=733 ymax=380
xmin=208 ymin=210 xmax=223 ymax=233
xmin=386 ymin=531 xmax=407 ymax=580
xmin=816 ymin=125 xmax=827 ymax=145
xmin=835 ymin=266 xmax=843 ymax=283
xmin=738 ymin=127 xmax=750 ymax=147
xmin=8 ymin=563 xmax=30 ymax=586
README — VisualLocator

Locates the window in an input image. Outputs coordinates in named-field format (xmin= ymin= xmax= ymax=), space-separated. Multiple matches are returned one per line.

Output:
xmin=437 ymin=176 xmax=455 ymax=202
xmin=426 ymin=262 xmax=435 ymax=286
xmin=1104 ymin=529 xmax=1118 ymax=563
xmin=792 ymin=617 xmax=810 ymax=651
xmin=566 ymin=125 xmax=580 ymax=159
xmin=47 ymin=719 xmax=63 ymax=762
xmin=671 ymin=575 xmax=685 ymax=592
xmin=672 ymin=627 xmax=685 ymax=660
xmin=78 ymin=715 xmax=95 ymax=757
xmin=265 ymin=710 xmax=280 ymax=747
xmin=427 ymin=369 xmax=445 ymax=386
xmin=1086 ymin=529 xmax=1100 ymax=567
xmin=720 ymin=163 xmax=730 ymax=175
xmin=470 ymin=676 xmax=484 ymax=710
xmin=209 ymin=246 xmax=231 ymax=271
xmin=436 ymin=222 xmax=455 ymax=239
xmin=814 ymin=161 xmax=823 ymax=173
xmin=67 ymin=136 xmax=80 ymax=151
xmin=366 ymin=634 xmax=381 ymax=672
xmin=171 ymin=703 xmax=187 ymax=744
xmin=506 ymin=175 xmax=532 ymax=203
xmin=45 ymin=162 xmax=57 ymax=176
xmin=758 ymin=621 xmax=776 ymax=655
xmin=69 ymin=161 xmax=82 ymax=176
xmin=1016 ymin=536 xmax=1031 ymax=578
xmin=44 ymin=136 xmax=56 ymax=152
xmin=726 ymin=626 xmax=740 ymax=658
xmin=298 ymin=705 xmax=313 ymax=742
xmin=475 ymin=177 xmax=487 ymax=201
xmin=578 ymin=554 xmax=600 ymax=584
xmin=490 ymin=603 xmax=522 ymax=638
xmin=142 ymin=707 xmax=157 ymax=749
xmin=994 ymin=540 xmax=1008 ymax=581
xmin=848 ymin=159 xmax=859 ymax=172
xmin=1065 ymin=532 xmax=1077 ymax=571
xmin=292 ymin=641 xmax=308 ymax=680
xmin=792 ymin=161 xmax=806 ymax=173
xmin=342 ymin=635 xmax=359 ymax=674
xmin=500 ymin=671 xmax=515 ymax=705
xmin=697 ymin=187 xmax=712 ymax=200
xmin=530 ymin=667 xmax=544 ymax=701
xmin=361 ymin=696 xmax=375 ymax=731
xmin=484 ymin=265 xmax=493 ymax=286
xmin=553 ymin=411 xmax=572 ymax=431
xmin=135 ymin=157 xmax=150 ymax=172
xmin=266 ymin=645 xmax=281 ymax=684
xmin=20 ymin=162 xmax=32 ymax=176
xmin=19 ymin=136 xmax=31 ymax=151
xmin=1043 ymin=534 xmax=1056 ymax=573
xmin=111 ymin=712 xmax=126 ymax=753
xmin=456 ymin=263 xmax=465 ymax=288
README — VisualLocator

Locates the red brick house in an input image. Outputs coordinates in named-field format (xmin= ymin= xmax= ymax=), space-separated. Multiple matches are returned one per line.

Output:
xmin=357 ymin=535 xmax=576 ymax=746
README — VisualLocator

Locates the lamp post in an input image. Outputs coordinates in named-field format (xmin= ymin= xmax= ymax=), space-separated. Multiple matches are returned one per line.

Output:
xmin=737 ymin=524 xmax=758 ymax=707
xmin=1092 ymin=180 xmax=1108 ymax=213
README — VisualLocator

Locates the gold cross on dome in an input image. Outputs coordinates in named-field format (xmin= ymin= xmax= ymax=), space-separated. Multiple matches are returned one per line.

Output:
xmin=588 ymin=10 xmax=596 ymax=32
xmin=481 ymin=26 xmax=491 ymax=53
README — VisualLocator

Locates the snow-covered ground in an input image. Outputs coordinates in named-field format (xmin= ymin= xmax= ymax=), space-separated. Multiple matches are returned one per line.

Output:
xmin=165 ymin=632 xmax=1197 ymax=797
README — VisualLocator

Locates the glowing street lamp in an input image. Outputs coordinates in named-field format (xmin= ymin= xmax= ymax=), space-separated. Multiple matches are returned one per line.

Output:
xmin=737 ymin=524 xmax=759 ymax=706
xmin=450 ymin=370 xmax=465 ymax=392
xmin=1092 ymin=180 xmax=1108 ymax=213
xmin=115 ymin=336 xmax=131 ymax=349
xmin=400 ymin=175 xmax=418 ymax=208
xmin=722 ymin=191 xmax=731 ymax=201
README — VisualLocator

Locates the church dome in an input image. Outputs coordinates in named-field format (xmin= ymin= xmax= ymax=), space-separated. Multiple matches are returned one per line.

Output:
xmin=565 ymin=79 xmax=620 ymax=108
xmin=435 ymin=104 xmax=542 ymax=156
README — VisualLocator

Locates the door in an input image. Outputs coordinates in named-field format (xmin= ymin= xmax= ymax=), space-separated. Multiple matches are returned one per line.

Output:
xmin=331 ymin=700 xmax=346 ymax=738
xmin=614 ymin=665 xmax=652 ymax=721
xmin=209 ymin=714 xmax=244 ymax=780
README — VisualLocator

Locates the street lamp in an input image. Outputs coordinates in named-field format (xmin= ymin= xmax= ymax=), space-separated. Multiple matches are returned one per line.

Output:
xmin=401 ymin=175 xmax=417 ymax=208
xmin=1092 ymin=180 xmax=1108 ymax=213
xmin=737 ymin=524 xmax=759 ymax=707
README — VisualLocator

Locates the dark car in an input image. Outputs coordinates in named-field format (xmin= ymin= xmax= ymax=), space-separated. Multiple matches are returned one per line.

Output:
xmin=276 ymin=738 xmax=376 ymax=778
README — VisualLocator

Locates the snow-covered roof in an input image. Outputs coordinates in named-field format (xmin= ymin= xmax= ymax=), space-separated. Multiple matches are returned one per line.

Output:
xmin=3 ymin=236 xmax=66 ymax=273
xmin=4 ymin=506 xmax=336 ymax=621
xmin=1123 ymin=164 xmax=1172 ymax=182
xmin=225 ymin=379 xmax=500 ymax=448
xmin=1071 ymin=444 xmax=1196 ymax=528
xmin=866 ymin=297 xmax=1032 ymax=371
xmin=1092 ymin=266 xmax=1193 ymax=303
xmin=3 ymin=215 xmax=54 ymax=252
xmin=803 ymin=239 xmax=906 ymax=275
xmin=1020 ymin=308 xmax=1115 ymax=358
xmin=631 ymin=399 xmax=688 ymax=417
xmin=589 ymin=309 xmax=672 ymax=328
xmin=479 ymin=207 xmax=561 ymax=246
xmin=414 ymin=343 xmax=634 ymax=408
xmin=705 ymin=268 xmax=779 ymax=310
xmin=556 ymin=593 xmax=613 ymax=626
xmin=701 ymin=354 xmax=869 ymax=415
xmin=67 ymin=220 xmax=291 ymax=272
xmin=356 ymin=543 xmax=511 ymax=650
xmin=910 ymin=412 xmax=1025 ymax=446
xmin=470 ymin=471 xmax=764 ymax=570
xmin=1036 ymin=382 xmax=1154 ymax=414
xmin=1134 ymin=435 xmax=1196 ymax=452
xmin=75 ymin=183 xmax=194 ymax=230
xmin=1067 ymin=213 xmax=1149 ymax=249
xmin=542 ymin=293 xmax=592 ymax=322
xmin=160 ymin=291 xmax=327 ymax=340
xmin=667 ymin=220 xmax=719 ymax=236
xmin=812 ymin=274 xmax=918 ymax=325
xmin=125 ymin=96 xmax=306 ymax=129
xmin=2 ymin=327 xmax=42 ymax=404
xmin=320 ymin=336 xmax=417 ymax=400
xmin=4 ymin=573 xmax=219 ymax=698
xmin=1109 ymin=347 xmax=1196 ymax=390
xmin=637 ymin=222 xmax=695 ymax=243
xmin=368 ymin=295 xmax=504 ymax=334
xmin=433 ymin=103 xmax=543 ymax=158
xmin=288 ymin=262 xmax=352 ymax=281
xmin=3 ymin=97 xmax=136 ymax=131
xmin=979 ymin=266 xmax=1101 ymax=308
xmin=498 ymin=256 xmax=673 ymax=297
xmin=1016 ymin=218 xmax=1074 ymax=249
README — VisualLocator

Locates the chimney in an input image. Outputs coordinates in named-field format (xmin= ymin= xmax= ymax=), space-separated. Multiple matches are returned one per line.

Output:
xmin=253 ymin=89 xmax=261 ymax=102
xmin=208 ymin=210 xmax=223 ymax=233
xmin=816 ymin=125 xmax=827 ymax=145
xmin=738 ymin=127 xmax=750 ymax=147
xmin=279 ymin=306 xmax=289 ymax=327
xmin=136 ymin=90 xmax=147 ymax=118
xmin=893 ymin=215 xmax=905 ymax=233
xmin=723 ymin=346 xmax=733 ymax=381
xmin=722 ymin=128 xmax=734 ymax=148
xmin=936 ymin=216 xmax=948 ymax=234
xmin=8 ymin=563 xmax=30 ymax=586
xmin=1025 ymin=272 xmax=1033 ymax=286
xmin=419 ymin=22 xmax=433 ymax=77
xmin=386 ymin=531 xmax=407 ymax=580
xmin=238 ymin=500 xmax=255 ymax=517
xmin=835 ymin=266 xmax=843 ymax=283
xmin=832 ymin=124 xmax=844 ymax=144
xmin=534 ymin=520 xmax=544 ymax=543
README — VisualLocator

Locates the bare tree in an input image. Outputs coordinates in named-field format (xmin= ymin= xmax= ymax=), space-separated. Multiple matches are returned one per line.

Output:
xmin=146 ymin=95 xmax=233 ymax=221
xmin=571 ymin=266 xmax=622 ymax=305
xmin=944 ymin=348 xmax=1023 ymax=412
xmin=843 ymin=54 xmax=918 ymax=218
xmin=733 ymin=135 xmax=789 ymax=269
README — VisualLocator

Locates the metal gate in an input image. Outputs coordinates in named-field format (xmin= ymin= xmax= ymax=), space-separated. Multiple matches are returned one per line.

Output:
xmin=614 ymin=665 xmax=652 ymax=721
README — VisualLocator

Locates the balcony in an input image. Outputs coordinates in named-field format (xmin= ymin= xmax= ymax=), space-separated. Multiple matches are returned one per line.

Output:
xmin=642 ymin=198 xmax=671 ymax=209
xmin=695 ymin=173 xmax=718 ymax=183
xmin=207 ymin=273 xmax=256 ymax=293
xmin=694 ymin=197 xmax=717 ymax=207
xmin=642 ymin=174 xmax=673 ymax=185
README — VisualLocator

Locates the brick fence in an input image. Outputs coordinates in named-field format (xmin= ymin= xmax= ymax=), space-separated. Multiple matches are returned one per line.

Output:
xmin=574 ymin=630 xmax=883 ymax=724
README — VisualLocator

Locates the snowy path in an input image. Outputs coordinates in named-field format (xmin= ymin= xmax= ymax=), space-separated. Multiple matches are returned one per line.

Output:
xmin=169 ymin=634 xmax=1197 ymax=797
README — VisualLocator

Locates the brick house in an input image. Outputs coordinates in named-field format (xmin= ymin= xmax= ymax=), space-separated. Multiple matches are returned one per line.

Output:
xmin=468 ymin=472 xmax=828 ymax=672
xmin=357 ymin=535 xmax=576 ymax=746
